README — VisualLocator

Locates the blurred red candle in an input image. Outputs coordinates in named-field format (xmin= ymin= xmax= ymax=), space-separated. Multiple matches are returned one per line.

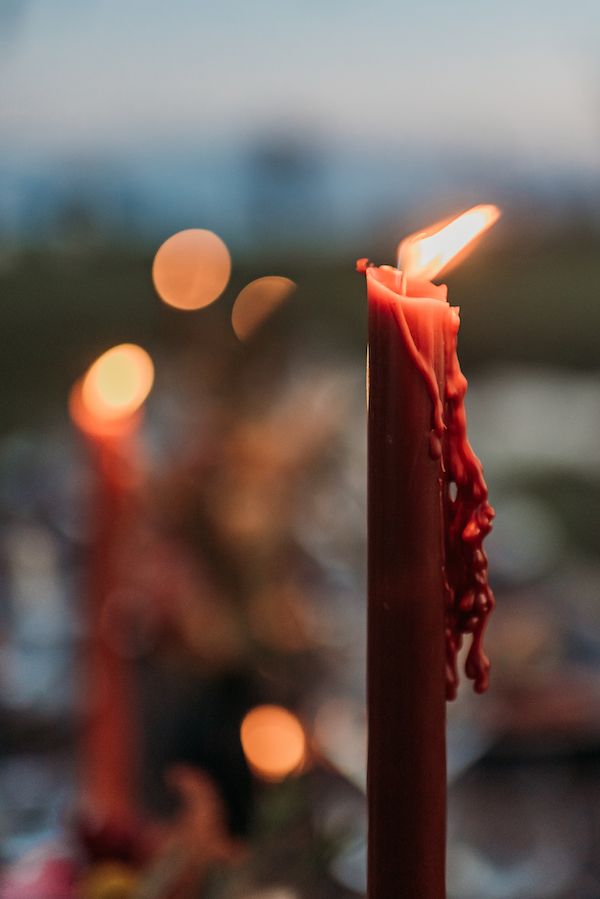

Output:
xmin=70 ymin=344 xmax=154 ymax=845
xmin=361 ymin=205 xmax=499 ymax=899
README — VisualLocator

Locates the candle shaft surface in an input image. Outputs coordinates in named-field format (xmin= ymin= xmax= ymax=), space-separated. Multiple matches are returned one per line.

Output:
xmin=367 ymin=272 xmax=449 ymax=899
xmin=82 ymin=439 xmax=139 ymax=833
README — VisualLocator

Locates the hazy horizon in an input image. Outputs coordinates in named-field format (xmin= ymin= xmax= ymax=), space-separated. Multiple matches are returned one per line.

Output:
xmin=2 ymin=0 xmax=599 ymax=245
xmin=2 ymin=0 xmax=599 ymax=170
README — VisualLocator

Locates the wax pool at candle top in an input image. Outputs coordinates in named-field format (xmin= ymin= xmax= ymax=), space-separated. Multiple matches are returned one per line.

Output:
xmin=360 ymin=259 xmax=495 ymax=699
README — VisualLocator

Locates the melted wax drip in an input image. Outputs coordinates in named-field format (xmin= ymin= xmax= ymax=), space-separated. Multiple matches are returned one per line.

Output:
xmin=443 ymin=308 xmax=495 ymax=700
xmin=361 ymin=259 xmax=495 ymax=700
xmin=384 ymin=292 xmax=494 ymax=698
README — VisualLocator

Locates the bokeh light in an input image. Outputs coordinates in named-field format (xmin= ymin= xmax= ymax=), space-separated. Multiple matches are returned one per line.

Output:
xmin=152 ymin=228 xmax=231 ymax=311
xmin=240 ymin=705 xmax=306 ymax=782
xmin=231 ymin=276 xmax=296 ymax=341
xmin=70 ymin=344 xmax=154 ymax=438
xmin=81 ymin=344 xmax=154 ymax=422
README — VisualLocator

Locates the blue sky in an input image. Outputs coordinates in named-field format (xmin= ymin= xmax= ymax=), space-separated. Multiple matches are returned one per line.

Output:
xmin=2 ymin=0 xmax=599 ymax=174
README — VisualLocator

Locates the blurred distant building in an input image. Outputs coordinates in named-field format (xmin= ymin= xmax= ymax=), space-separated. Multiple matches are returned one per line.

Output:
xmin=243 ymin=137 xmax=325 ymax=251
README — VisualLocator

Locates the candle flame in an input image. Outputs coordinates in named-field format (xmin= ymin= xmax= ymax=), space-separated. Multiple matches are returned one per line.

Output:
xmin=79 ymin=344 xmax=154 ymax=426
xmin=397 ymin=204 xmax=500 ymax=281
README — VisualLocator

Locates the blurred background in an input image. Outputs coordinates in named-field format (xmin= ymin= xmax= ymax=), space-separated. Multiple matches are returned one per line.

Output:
xmin=1 ymin=1 xmax=600 ymax=897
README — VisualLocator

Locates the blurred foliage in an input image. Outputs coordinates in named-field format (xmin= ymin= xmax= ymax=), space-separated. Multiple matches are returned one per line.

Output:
xmin=1 ymin=224 xmax=599 ymax=434
xmin=0 ymin=220 xmax=599 ymax=898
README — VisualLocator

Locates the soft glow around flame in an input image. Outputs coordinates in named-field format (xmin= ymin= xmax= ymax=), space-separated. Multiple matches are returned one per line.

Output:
xmin=397 ymin=204 xmax=500 ymax=281
xmin=240 ymin=705 xmax=306 ymax=782
xmin=80 ymin=344 xmax=154 ymax=423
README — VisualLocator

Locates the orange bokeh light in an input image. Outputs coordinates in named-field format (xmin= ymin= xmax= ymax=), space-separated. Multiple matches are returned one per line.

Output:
xmin=397 ymin=204 xmax=500 ymax=281
xmin=231 ymin=276 xmax=296 ymax=341
xmin=152 ymin=228 xmax=231 ymax=311
xmin=82 ymin=344 xmax=154 ymax=420
xmin=240 ymin=705 xmax=306 ymax=782
xmin=70 ymin=344 xmax=154 ymax=436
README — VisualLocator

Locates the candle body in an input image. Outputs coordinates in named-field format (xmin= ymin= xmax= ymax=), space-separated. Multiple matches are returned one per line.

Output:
xmin=81 ymin=436 xmax=140 ymax=845
xmin=367 ymin=267 xmax=450 ymax=899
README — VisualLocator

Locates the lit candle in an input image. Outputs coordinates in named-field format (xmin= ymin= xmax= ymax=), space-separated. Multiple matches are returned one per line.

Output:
xmin=70 ymin=344 xmax=154 ymax=853
xmin=360 ymin=205 xmax=499 ymax=899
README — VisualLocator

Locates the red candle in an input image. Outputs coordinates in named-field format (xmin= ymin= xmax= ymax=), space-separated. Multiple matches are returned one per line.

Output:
xmin=361 ymin=205 xmax=499 ymax=899
xmin=70 ymin=344 xmax=154 ymax=845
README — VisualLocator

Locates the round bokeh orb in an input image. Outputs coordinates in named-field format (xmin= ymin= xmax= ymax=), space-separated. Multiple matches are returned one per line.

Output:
xmin=231 ymin=275 xmax=296 ymax=341
xmin=152 ymin=228 xmax=231 ymax=311
xmin=240 ymin=704 xmax=306 ymax=782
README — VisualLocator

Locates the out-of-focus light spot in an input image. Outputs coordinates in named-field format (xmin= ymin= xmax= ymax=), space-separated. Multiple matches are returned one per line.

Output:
xmin=70 ymin=344 xmax=154 ymax=438
xmin=231 ymin=276 xmax=296 ymax=341
xmin=152 ymin=228 xmax=231 ymax=310
xmin=81 ymin=344 xmax=154 ymax=421
xmin=240 ymin=705 xmax=306 ymax=782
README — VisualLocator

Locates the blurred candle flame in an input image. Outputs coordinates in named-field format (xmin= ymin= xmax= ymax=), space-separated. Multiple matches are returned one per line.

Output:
xmin=82 ymin=344 xmax=154 ymax=420
xmin=397 ymin=204 xmax=500 ymax=281
xmin=70 ymin=343 xmax=154 ymax=437
xmin=240 ymin=705 xmax=306 ymax=782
